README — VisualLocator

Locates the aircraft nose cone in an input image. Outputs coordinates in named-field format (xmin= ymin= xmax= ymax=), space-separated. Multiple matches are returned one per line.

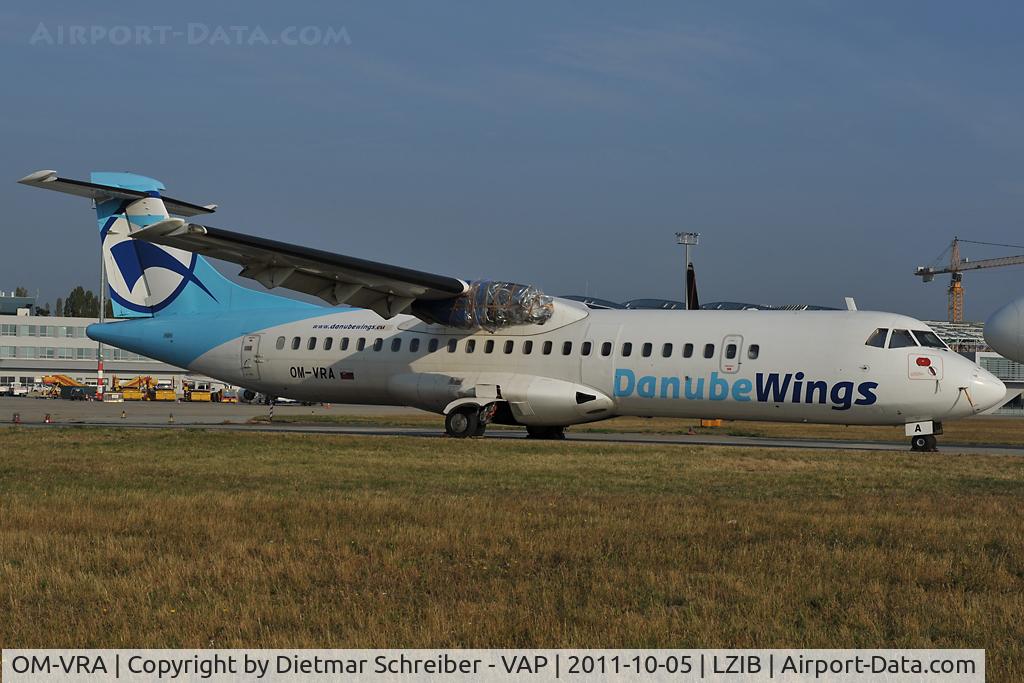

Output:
xmin=969 ymin=367 xmax=1007 ymax=413
xmin=985 ymin=298 xmax=1024 ymax=362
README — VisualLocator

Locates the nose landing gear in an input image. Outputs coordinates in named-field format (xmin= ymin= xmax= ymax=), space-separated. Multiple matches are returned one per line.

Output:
xmin=910 ymin=434 xmax=938 ymax=452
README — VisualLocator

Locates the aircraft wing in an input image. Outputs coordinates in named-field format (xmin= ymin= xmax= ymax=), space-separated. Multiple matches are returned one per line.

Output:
xmin=131 ymin=218 xmax=469 ymax=318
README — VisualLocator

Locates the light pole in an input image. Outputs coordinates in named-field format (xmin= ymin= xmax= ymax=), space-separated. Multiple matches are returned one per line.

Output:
xmin=675 ymin=232 xmax=699 ymax=310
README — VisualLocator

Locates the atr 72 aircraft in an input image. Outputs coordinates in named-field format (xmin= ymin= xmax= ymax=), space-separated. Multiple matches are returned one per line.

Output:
xmin=20 ymin=170 xmax=1006 ymax=451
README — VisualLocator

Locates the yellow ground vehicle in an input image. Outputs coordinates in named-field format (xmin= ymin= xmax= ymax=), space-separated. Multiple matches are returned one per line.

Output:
xmin=112 ymin=376 xmax=154 ymax=401
xmin=183 ymin=380 xmax=213 ymax=402
xmin=153 ymin=380 xmax=177 ymax=401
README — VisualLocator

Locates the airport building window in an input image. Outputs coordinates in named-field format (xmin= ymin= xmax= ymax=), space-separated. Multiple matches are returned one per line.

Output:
xmin=642 ymin=343 xmax=652 ymax=357
xmin=683 ymin=343 xmax=693 ymax=358
xmin=865 ymin=328 xmax=888 ymax=348
xmin=748 ymin=344 xmax=759 ymax=359
xmin=581 ymin=341 xmax=592 ymax=356
xmin=428 ymin=338 xmax=439 ymax=352
xmin=523 ymin=340 xmax=533 ymax=354
xmin=357 ymin=338 xmax=366 ymax=351
xmin=340 ymin=338 xmax=349 ymax=351
xmin=410 ymin=338 xmax=420 ymax=352
xmin=888 ymin=329 xmax=916 ymax=349
xmin=0 ymin=324 xmax=16 ymax=336
xmin=308 ymin=337 xmax=317 ymax=351
xmin=391 ymin=338 xmax=402 ymax=352
xmin=324 ymin=337 xmax=333 ymax=351
xmin=662 ymin=343 xmax=673 ymax=358
xmin=504 ymin=340 xmax=514 ymax=354
xmin=725 ymin=343 xmax=737 ymax=359
xmin=562 ymin=341 xmax=572 ymax=355
xmin=543 ymin=341 xmax=553 ymax=355
xmin=703 ymin=343 xmax=714 ymax=359
xmin=621 ymin=342 xmax=632 ymax=357
xmin=485 ymin=339 xmax=494 ymax=353
xmin=276 ymin=336 xmax=285 ymax=350
xmin=447 ymin=339 xmax=457 ymax=353
xmin=601 ymin=342 xmax=612 ymax=357
xmin=912 ymin=330 xmax=946 ymax=348
xmin=291 ymin=336 xmax=301 ymax=350
xmin=466 ymin=339 xmax=476 ymax=353
xmin=373 ymin=338 xmax=384 ymax=352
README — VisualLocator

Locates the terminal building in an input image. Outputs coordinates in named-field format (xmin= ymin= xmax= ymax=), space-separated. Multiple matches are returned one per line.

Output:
xmin=0 ymin=292 xmax=196 ymax=391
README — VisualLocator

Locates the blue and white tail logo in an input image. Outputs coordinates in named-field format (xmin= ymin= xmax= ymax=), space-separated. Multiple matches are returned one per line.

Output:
xmin=93 ymin=172 xmax=216 ymax=317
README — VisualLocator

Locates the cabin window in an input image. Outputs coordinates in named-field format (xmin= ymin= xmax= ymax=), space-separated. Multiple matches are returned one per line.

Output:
xmin=504 ymin=340 xmax=514 ymax=354
xmin=912 ymin=330 xmax=946 ymax=348
xmin=428 ymin=338 xmax=439 ymax=352
xmin=465 ymin=339 xmax=476 ymax=353
xmin=601 ymin=342 xmax=612 ymax=357
xmin=662 ymin=343 xmax=673 ymax=358
xmin=865 ymin=328 xmax=888 ymax=348
xmin=581 ymin=341 xmax=592 ymax=356
xmin=391 ymin=338 xmax=402 ymax=352
xmin=523 ymin=340 xmax=533 ymax=354
xmin=340 ymin=337 xmax=349 ymax=351
xmin=543 ymin=341 xmax=553 ymax=355
xmin=621 ymin=342 xmax=633 ymax=357
xmin=562 ymin=341 xmax=573 ymax=355
xmin=683 ymin=343 xmax=693 ymax=358
xmin=357 ymin=338 xmax=366 ymax=351
xmin=888 ymin=329 xmax=916 ymax=349
xmin=291 ymin=337 xmax=301 ymax=350
xmin=307 ymin=337 xmax=317 ymax=351
xmin=409 ymin=338 xmax=420 ymax=352
xmin=747 ymin=344 xmax=759 ymax=359
xmin=725 ymin=343 xmax=737 ymax=359
xmin=703 ymin=343 xmax=714 ymax=359
xmin=373 ymin=338 xmax=384 ymax=352
xmin=447 ymin=339 xmax=457 ymax=353
xmin=641 ymin=342 xmax=653 ymax=357
xmin=276 ymin=336 xmax=285 ymax=350
xmin=324 ymin=337 xmax=333 ymax=351
xmin=485 ymin=339 xmax=494 ymax=353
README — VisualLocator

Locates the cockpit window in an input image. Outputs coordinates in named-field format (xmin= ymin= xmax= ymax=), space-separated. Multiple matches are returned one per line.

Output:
xmin=888 ymin=329 xmax=917 ymax=348
xmin=912 ymin=330 xmax=947 ymax=348
xmin=865 ymin=328 xmax=888 ymax=348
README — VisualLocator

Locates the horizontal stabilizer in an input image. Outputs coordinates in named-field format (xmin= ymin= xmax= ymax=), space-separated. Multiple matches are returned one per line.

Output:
xmin=18 ymin=170 xmax=217 ymax=217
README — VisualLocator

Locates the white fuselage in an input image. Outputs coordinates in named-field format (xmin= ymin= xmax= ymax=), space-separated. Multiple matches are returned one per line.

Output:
xmin=183 ymin=299 xmax=1005 ymax=427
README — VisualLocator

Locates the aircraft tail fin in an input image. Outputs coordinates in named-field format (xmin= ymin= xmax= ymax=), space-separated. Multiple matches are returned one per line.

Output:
xmin=19 ymin=170 xmax=300 ymax=317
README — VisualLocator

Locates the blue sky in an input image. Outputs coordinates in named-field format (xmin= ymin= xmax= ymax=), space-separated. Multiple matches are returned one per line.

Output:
xmin=2 ymin=1 xmax=1023 ymax=320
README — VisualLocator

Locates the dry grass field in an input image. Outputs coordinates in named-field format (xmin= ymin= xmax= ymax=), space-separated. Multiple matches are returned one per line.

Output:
xmin=1 ymin=428 xmax=1022 ymax=678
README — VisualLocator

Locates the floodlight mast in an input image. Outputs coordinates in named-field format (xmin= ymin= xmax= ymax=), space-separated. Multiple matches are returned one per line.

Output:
xmin=676 ymin=232 xmax=699 ymax=310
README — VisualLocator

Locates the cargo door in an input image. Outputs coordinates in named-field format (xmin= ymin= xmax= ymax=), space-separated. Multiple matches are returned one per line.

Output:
xmin=240 ymin=334 xmax=262 ymax=380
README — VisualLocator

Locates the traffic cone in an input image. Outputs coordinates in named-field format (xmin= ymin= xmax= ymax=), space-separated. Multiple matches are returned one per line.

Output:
xmin=168 ymin=413 xmax=175 ymax=424
xmin=12 ymin=413 xmax=20 ymax=424
xmin=121 ymin=410 xmax=126 ymax=419
xmin=44 ymin=414 xmax=51 ymax=424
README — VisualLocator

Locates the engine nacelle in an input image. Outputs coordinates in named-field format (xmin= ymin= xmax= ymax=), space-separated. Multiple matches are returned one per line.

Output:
xmin=503 ymin=377 xmax=614 ymax=426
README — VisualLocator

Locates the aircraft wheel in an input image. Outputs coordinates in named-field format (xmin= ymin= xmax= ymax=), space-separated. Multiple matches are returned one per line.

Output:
xmin=473 ymin=421 xmax=487 ymax=437
xmin=911 ymin=434 xmax=938 ymax=452
xmin=526 ymin=426 xmax=566 ymax=440
xmin=445 ymin=408 xmax=479 ymax=438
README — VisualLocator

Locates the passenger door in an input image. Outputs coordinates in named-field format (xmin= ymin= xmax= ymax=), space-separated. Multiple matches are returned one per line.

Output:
xmin=240 ymin=334 xmax=262 ymax=380
xmin=719 ymin=334 xmax=743 ymax=374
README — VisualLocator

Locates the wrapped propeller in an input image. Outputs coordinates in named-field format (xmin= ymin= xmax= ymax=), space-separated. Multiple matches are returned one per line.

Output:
xmin=413 ymin=280 xmax=554 ymax=331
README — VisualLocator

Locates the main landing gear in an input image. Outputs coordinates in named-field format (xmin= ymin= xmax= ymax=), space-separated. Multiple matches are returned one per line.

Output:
xmin=526 ymin=425 xmax=566 ymax=440
xmin=444 ymin=404 xmax=496 ymax=438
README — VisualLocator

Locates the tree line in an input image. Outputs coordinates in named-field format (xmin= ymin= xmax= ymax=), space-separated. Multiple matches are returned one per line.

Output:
xmin=13 ymin=285 xmax=114 ymax=317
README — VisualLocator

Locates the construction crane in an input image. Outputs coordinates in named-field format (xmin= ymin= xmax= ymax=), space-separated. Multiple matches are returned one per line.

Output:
xmin=914 ymin=237 xmax=1024 ymax=323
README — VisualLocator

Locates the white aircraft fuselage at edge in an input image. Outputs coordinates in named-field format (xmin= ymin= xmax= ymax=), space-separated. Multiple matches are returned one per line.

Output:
xmin=19 ymin=170 xmax=1007 ymax=449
